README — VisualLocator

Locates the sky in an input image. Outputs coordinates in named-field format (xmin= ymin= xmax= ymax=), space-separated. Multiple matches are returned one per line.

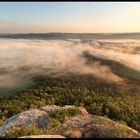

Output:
xmin=0 ymin=2 xmax=140 ymax=33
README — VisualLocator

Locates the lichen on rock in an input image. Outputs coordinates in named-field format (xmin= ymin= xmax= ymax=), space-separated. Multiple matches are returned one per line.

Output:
xmin=0 ymin=105 xmax=139 ymax=138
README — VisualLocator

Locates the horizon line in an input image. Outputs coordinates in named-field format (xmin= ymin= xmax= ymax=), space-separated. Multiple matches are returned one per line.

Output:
xmin=1 ymin=32 xmax=140 ymax=35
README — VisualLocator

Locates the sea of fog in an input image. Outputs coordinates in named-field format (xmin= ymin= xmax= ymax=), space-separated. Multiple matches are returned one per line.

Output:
xmin=0 ymin=36 xmax=140 ymax=97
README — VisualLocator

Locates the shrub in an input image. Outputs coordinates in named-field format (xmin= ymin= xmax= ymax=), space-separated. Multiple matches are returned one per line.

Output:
xmin=47 ymin=118 xmax=61 ymax=128
xmin=5 ymin=126 xmax=48 ymax=138
xmin=48 ymin=108 xmax=82 ymax=123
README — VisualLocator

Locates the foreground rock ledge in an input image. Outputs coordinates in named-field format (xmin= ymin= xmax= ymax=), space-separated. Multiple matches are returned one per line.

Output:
xmin=19 ymin=135 xmax=65 ymax=138
xmin=0 ymin=105 xmax=139 ymax=138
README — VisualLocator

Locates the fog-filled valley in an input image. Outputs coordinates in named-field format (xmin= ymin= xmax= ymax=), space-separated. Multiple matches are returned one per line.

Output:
xmin=1 ymin=35 xmax=140 ymax=95
xmin=1 ymin=1 xmax=140 ymax=138
xmin=0 ymin=33 xmax=140 ymax=133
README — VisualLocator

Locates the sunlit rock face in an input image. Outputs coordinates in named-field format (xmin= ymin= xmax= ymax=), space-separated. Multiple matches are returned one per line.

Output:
xmin=19 ymin=135 xmax=66 ymax=138
xmin=0 ymin=105 xmax=139 ymax=138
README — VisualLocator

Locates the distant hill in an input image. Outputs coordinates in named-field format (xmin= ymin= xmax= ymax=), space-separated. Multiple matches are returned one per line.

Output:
xmin=0 ymin=32 xmax=140 ymax=40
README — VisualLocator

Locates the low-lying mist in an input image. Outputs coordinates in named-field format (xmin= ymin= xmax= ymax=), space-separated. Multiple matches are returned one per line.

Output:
xmin=0 ymin=38 xmax=140 ymax=96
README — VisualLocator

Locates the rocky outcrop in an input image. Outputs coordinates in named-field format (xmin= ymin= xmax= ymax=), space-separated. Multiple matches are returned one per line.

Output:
xmin=39 ymin=105 xmax=88 ymax=115
xmin=0 ymin=105 xmax=139 ymax=138
xmin=0 ymin=109 xmax=47 ymax=136
xmin=19 ymin=135 xmax=65 ymax=138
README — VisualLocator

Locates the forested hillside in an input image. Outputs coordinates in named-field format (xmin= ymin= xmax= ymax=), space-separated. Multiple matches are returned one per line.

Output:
xmin=0 ymin=74 xmax=139 ymax=131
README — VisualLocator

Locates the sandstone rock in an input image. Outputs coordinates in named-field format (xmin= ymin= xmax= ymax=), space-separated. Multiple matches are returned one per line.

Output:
xmin=0 ymin=109 xmax=47 ymax=136
xmin=39 ymin=105 xmax=60 ymax=113
xmin=19 ymin=135 xmax=65 ymax=138
xmin=65 ymin=129 xmax=82 ymax=138
xmin=0 ymin=105 xmax=139 ymax=138
xmin=39 ymin=105 xmax=88 ymax=115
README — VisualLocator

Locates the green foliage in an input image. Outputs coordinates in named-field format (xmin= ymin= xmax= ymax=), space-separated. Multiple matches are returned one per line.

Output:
xmin=91 ymin=116 xmax=139 ymax=138
xmin=5 ymin=126 xmax=48 ymax=138
xmin=48 ymin=108 xmax=82 ymax=123
xmin=0 ymin=74 xmax=139 ymax=132
xmin=0 ymin=119 xmax=3 ymax=126
xmin=47 ymin=118 xmax=61 ymax=128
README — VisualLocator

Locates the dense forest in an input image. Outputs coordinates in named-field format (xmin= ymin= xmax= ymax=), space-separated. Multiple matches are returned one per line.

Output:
xmin=0 ymin=74 xmax=139 ymax=132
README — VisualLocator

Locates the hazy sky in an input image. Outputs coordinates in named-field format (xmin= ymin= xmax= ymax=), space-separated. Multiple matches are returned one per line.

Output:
xmin=0 ymin=2 xmax=140 ymax=33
